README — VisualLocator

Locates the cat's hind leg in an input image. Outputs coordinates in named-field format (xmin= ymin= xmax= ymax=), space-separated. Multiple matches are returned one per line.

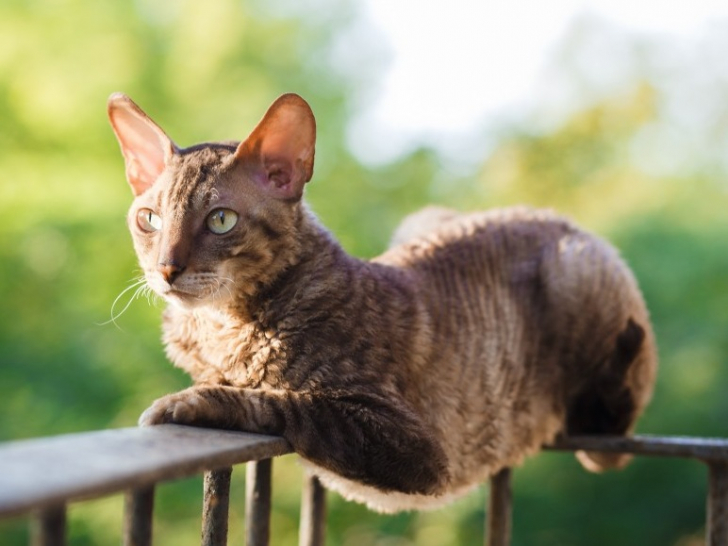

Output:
xmin=565 ymin=318 xmax=654 ymax=472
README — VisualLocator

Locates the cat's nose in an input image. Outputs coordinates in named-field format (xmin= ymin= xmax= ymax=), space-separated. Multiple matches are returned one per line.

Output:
xmin=158 ymin=262 xmax=185 ymax=285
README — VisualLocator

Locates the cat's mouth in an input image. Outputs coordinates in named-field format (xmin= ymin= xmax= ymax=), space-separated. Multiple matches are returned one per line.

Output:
xmin=146 ymin=277 xmax=200 ymax=303
xmin=155 ymin=282 xmax=230 ymax=309
xmin=158 ymin=286 xmax=208 ymax=310
xmin=163 ymin=287 xmax=196 ymax=299
xmin=146 ymin=271 xmax=232 ymax=308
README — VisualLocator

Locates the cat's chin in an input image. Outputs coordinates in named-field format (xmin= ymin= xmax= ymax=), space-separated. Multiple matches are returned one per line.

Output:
xmin=145 ymin=278 xmax=212 ymax=310
xmin=160 ymin=287 xmax=232 ymax=312
xmin=158 ymin=288 xmax=207 ymax=310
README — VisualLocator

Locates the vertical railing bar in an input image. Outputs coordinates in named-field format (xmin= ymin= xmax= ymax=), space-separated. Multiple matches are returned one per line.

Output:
xmin=707 ymin=461 xmax=728 ymax=546
xmin=245 ymin=459 xmax=273 ymax=546
xmin=486 ymin=468 xmax=512 ymax=546
xmin=32 ymin=504 xmax=67 ymax=546
xmin=299 ymin=474 xmax=327 ymax=546
xmin=123 ymin=485 xmax=155 ymax=546
xmin=202 ymin=467 xmax=233 ymax=546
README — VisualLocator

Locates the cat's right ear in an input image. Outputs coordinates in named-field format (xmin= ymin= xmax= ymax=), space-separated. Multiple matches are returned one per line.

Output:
xmin=234 ymin=93 xmax=316 ymax=201
xmin=107 ymin=93 xmax=177 ymax=196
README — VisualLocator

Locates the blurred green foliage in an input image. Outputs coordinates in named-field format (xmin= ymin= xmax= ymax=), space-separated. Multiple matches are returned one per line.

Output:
xmin=1 ymin=1 xmax=727 ymax=545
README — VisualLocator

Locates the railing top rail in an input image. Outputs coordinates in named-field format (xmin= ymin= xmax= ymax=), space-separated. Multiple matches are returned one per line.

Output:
xmin=0 ymin=425 xmax=292 ymax=518
xmin=3 ymin=429 xmax=727 ymax=522
xmin=547 ymin=434 xmax=728 ymax=463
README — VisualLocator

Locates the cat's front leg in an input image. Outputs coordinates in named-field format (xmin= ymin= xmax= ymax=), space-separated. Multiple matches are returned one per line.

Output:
xmin=138 ymin=386 xmax=285 ymax=431
xmin=138 ymin=386 xmax=450 ymax=496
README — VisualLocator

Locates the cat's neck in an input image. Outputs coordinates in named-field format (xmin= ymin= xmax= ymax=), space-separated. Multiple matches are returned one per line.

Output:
xmin=249 ymin=207 xmax=360 ymax=318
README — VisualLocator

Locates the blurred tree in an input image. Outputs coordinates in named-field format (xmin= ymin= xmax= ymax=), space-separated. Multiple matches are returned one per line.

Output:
xmin=1 ymin=1 xmax=727 ymax=545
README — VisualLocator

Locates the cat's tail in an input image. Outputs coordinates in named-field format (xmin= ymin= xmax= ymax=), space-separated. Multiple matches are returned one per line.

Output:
xmin=567 ymin=317 xmax=657 ymax=473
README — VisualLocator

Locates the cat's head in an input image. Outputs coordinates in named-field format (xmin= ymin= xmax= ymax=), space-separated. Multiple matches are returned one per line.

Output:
xmin=108 ymin=93 xmax=316 ymax=310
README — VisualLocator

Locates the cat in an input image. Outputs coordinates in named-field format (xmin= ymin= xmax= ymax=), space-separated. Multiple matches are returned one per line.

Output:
xmin=107 ymin=92 xmax=657 ymax=513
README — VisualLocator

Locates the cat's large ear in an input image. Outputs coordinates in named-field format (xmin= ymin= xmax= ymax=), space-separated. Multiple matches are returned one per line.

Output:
xmin=107 ymin=93 xmax=178 ymax=196
xmin=235 ymin=93 xmax=316 ymax=201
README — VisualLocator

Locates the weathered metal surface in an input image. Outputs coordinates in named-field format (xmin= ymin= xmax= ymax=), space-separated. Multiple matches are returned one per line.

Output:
xmin=201 ymin=468 xmax=232 ymax=546
xmin=31 ymin=505 xmax=66 ymax=546
xmin=246 ymin=459 xmax=273 ymax=546
xmin=299 ymin=475 xmax=326 ymax=546
xmin=486 ymin=468 xmax=512 ymax=546
xmin=547 ymin=434 xmax=728 ymax=462
xmin=0 ymin=425 xmax=291 ymax=518
xmin=708 ymin=462 xmax=728 ymax=546
xmin=540 ymin=435 xmax=728 ymax=546
xmin=5 ymin=428 xmax=728 ymax=546
xmin=123 ymin=486 xmax=154 ymax=546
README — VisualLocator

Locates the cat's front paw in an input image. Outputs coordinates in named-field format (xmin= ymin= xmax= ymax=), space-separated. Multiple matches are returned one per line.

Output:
xmin=138 ymin=390 xmax=205 ymax=427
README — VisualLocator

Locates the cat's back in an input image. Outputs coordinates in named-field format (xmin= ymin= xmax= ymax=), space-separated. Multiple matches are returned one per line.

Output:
xmin=377 ymin=205 xmax=650 ymax=355
xmin=381 ymin=206 xmax=586 ymax=276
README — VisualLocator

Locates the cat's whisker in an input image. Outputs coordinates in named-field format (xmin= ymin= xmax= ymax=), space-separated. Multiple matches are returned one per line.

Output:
xmin=140 ymin=284 xmax=159 ymax=306
xmin=205 ymin=277 xmax=221 ymax=301
xmin=211 ymin=276 xmax=235 ymax=302
xmin=99 ymin=276 xmax=149 ymax=328
xmin=209 ymin=278 xmax=221 ymax=300
xmin=144 ymin=286 xmax=158 ymax=306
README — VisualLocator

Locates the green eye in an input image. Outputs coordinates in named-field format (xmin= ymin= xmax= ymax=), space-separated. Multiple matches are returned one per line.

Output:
xmin=206 ymin=208 xmax=238 ymax=234
xmin=137 ymin=208 xmax=162 ymax=232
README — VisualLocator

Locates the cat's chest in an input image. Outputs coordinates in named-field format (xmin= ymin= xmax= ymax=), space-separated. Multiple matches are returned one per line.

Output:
xmin=162 ymin=307 xmax=286 ymax=388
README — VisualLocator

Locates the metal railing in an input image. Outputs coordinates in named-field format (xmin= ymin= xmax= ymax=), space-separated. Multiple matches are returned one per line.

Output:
xmin=488 ymin=435 xmax=728 ymax=546
xmin=0 ymin=425 xmax=308 ymax=546
xmin=1 ymin=426 xmax=727 ymax=545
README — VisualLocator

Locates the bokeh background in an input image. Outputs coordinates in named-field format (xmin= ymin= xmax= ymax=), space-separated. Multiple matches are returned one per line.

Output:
xmin=1 ymin=0 xmax=728 ymax=544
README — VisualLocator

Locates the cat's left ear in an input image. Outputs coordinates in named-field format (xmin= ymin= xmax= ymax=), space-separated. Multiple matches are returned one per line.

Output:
xmin=107 ymin=93 xmax=178 ymax=196
xmin=235 ymin=93 xmax=316 ymax=201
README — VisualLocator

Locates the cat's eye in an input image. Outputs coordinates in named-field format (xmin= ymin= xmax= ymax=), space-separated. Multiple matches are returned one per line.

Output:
xmin=137 ymin=208 xmax=162 ymax=232
xmin=206 ymin=208 xmax=238 ymax=234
